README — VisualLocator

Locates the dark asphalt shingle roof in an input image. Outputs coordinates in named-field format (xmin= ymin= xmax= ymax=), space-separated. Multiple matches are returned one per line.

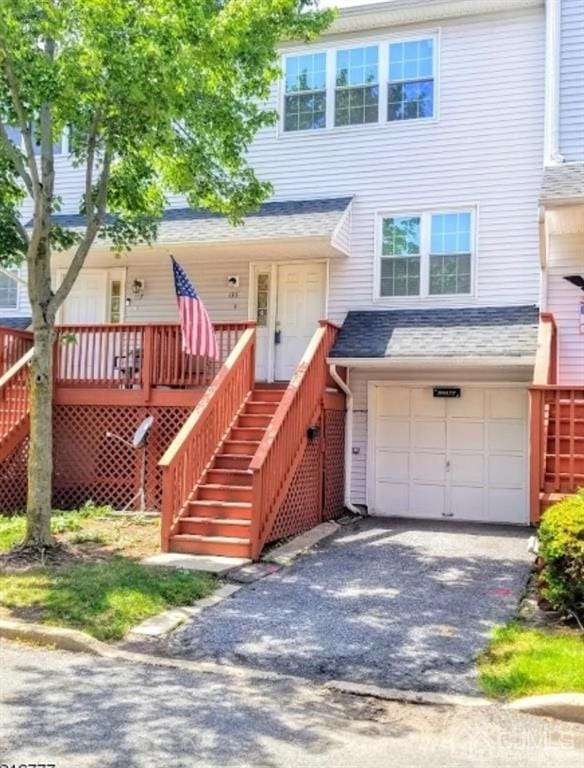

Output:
xmin=43 ymin=197 xmax=354 ymax=244
xmin=0 ymin=316 xmax=31 ymax=330
xmin=541 ymin=163 xmax=584 ymax=203
xmin=330 ymin=305 xmax=540 ymax=359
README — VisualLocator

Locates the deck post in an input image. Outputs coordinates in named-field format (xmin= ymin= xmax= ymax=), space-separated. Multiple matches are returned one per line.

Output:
xmin=142 ymin=326 xmax=154 ymax=403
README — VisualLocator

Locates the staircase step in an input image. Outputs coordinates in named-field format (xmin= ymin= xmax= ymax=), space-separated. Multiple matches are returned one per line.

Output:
xmin=213 ymin=454 xmax=252 ymax=470
xmin=229 ymin=427 xmax=266 ymax=442
xmin=250 ymin=389 xmax=286 ymax=403
xmin=205 ymin=469 xmax=252 ymax=487
xmin=238 ymin=414 xmax=272 ymax=429
xmin=178 ymin=517 xmax=251 ymax=538
xmin=170 ymin=534 xmax=251 ymax=558
xmin=197 ymin=483 xmax=253 ymax=502
xmin=188 ymin=499 xmax=252 ymax=519
xmin=245 ymin=401 xmax=279 ymax=416
xmin=223 ymin=440 xmax=260 ymax=456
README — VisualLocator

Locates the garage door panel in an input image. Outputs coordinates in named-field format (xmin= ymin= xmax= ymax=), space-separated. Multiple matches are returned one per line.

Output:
xmin=486 ymin=488 xmax=526 ymax=524
xmin=412 ymin=420 xmax=446 ymax=450
xmin=450 ymin=486 xmax=484 ymax=519
xmin=411 ymin=388 xmax=445 ymax=418
xmin=376 ymin=419 xmax=410 ymax=449
xmin=448 ymin=421 xmax=484 ymax=451
xmin=377 ymin=387 xmax=410 ymax=417
xmin=488 ymin=454 xmax=524 ymax=489
xmin=488 ymin=389 xmax=526 ymax=419
xmin=447 ymin=389 xmax=485 ymax=418
xmin=374 ymin=482 xmax=409 ymax=516
xmin=411 ymin=484 xmax=446 ymax=517
xmin=412 ymin=452 xmax=447 ymax=483
xmin=450 ymin=453 xmax=484 ymax=484
xmin=376 ymin=449 xmax=409 ymax=482
xmin=488 ymin=421 xmax=524 ymax=452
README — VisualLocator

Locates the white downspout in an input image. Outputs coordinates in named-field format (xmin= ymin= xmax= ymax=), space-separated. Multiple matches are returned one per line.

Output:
xmin=544 ymin=0 xmax=563 ymax=165
xmin=329 ymin=364 xmax=363 ymax=516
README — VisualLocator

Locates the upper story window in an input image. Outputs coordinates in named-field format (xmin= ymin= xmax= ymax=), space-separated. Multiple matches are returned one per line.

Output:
xmin=284 ymin=53 xmax=327 ymax=132
xmin=335 ymin=46 xmax=379 ymax=127
xmin=0 ymin=271 xmax=18 ymax=309
xmin=378 ymin=209 xmax=474 ymax=298
xmin=2 ymin=124 xmax=65 ymax=155
xmin=282 ymin=35 xmax=437 ymax=133
xmin=388 ymin=39 xmax=434 ymax=121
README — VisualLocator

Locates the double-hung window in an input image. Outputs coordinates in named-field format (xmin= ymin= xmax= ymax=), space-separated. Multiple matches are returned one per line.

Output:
xmin=284 ymin=53 xmax=327 ymax=132
xmin=335 ymin=46 xmax=379 ymax=127
xmin=380 ymin=216 xmax=421 ymax=297
xmin=0 ymin=270 xmax=18 ymax=309
xmin=379 ymin=210 xmax=474 ymax=298
xmin=388 ymin=38 xmax=434 ymax=121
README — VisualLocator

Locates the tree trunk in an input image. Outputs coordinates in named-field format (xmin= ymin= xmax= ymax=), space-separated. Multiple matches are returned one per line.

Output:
xmin=24 ymin=322 xmax=54 ymax=547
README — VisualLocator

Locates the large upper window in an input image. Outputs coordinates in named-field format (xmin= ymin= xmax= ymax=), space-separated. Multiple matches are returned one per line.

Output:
xmin=388 ymin=39 xmax=434 ymax=121
xmin=284 ymin=53 xmax=327 ymax=132
xmin=0 ymin=271 xmax=18 ymax=309
xmin=335 ymin=46 xmax=379 ymax=127
xmin=379 ymin=210 xmax=474 ymax=298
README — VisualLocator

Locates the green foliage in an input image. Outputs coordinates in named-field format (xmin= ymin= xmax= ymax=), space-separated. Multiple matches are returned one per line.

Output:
xmin=0 ymin=502 xmax=109 ymax=551
xmin=479 ymin=622 xmax=584 ymax=699
xmin=0 ymin=0 xmax=334 ymax=261
xmin=538 ymin=493 xmax=584 ymax=620
xmin=0 ymin=556 xmax=215 ymax=640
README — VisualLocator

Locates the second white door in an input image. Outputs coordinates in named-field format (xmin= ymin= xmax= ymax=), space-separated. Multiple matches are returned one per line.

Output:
xmin=274 ymin=262 xmax=326 ymax=381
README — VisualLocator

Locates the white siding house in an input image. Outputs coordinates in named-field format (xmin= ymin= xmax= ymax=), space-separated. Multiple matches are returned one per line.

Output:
xmin=23 ymin=0 xmax=551 ymax=525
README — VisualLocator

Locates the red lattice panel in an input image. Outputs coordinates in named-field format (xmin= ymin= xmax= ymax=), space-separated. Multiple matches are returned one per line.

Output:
xmin=323 ymin=408 xmax=345 ymax=521
xmin=53 ymin=405 xmax=190 ymax=511
xmin=0 ymin=435 xmax=29 ymax=513
xmin=268 ymin=424 xmax=323 ymax=543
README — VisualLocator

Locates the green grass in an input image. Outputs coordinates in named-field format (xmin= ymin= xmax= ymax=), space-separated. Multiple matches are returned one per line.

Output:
xmin=0 ymin=503 xmax=107 ymax=552
xmin=0 ymin=557 xmax=215 ymax=640
xmin=479 ymin=622 xmax=584 ymax=699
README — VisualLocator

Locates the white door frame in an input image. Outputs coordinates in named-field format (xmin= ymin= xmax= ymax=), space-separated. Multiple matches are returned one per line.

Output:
xmin=56 ymin=267 xmax=127 ymax=324
xmin=366 ymin=380 xmax=529 ymax=523
xmin=248 ymin=259 xmax=329 ymax=382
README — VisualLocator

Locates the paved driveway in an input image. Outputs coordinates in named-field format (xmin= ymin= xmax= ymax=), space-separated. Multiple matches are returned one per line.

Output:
xmin=171 ymin=519 xmax=533 ymax=694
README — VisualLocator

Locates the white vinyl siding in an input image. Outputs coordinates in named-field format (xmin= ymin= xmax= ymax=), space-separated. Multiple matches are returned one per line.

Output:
xmin=545 ymin=233 xmax=584 ymax=385
xmin=559 ymin=0 xmax=584 ymax=161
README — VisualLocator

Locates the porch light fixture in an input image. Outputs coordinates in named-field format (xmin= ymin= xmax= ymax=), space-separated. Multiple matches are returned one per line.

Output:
xmin=131 ymin=278 xmax=146 ymax=299
xmin=563 ymin=275 xmax=584 ymax=291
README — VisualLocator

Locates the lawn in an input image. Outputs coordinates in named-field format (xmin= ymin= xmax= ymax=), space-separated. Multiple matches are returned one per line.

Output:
xmin=0 ymin=507 xmax=216 ymax=641
xmin=479 ymin=622 xmax=584 ymax=700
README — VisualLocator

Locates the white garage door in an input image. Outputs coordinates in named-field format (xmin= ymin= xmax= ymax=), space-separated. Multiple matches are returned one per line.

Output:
xmin=370 ymin=384 xmax=528 ymax=524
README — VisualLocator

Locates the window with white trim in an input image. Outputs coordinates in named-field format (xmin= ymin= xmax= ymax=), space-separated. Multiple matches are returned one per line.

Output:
xmin=388 ymin=39 xmax=434 ymax=121
xmin=0 ymin=271 xmax=18 ymax=309
xmin=335 ymin=45 xmax=379 ymax=127
xmin=378 ymin=210 xmax=474 ymax=298
xmin=284 ymin=53 xmax=327 ymax=132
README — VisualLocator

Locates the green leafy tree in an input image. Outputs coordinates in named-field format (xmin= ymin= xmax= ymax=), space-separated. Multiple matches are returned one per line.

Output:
xmin=0 ymin=0 xmax=333 ymax=548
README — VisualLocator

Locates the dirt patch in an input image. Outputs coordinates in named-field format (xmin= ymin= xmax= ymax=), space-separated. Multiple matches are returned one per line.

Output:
xmin=0 ymin=541 xmax=88 ymax=571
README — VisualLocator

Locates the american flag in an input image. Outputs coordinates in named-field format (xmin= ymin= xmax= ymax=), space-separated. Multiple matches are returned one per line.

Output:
xmin=171 ymin=257 xmax=219 ymax=360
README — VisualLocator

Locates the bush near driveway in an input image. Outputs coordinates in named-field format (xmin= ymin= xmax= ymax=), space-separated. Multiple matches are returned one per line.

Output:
xmin=538 ymin=493 xmax=584 ymax=622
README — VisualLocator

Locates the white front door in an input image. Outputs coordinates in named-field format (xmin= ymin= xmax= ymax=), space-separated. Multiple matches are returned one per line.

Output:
xmin=370 ymin=384 xmax=528 ymax=524
xmin=59 ymin=271 xmax=108 ymax=324
xmin=274 ymin=262 xmax=326 ymax=381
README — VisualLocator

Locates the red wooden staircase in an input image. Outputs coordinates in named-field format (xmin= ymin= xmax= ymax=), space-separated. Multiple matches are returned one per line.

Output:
xmin=160 ymin=322 xmax=340 ymax=560
xmin=170 ymin=386 xmax=286 ymax=558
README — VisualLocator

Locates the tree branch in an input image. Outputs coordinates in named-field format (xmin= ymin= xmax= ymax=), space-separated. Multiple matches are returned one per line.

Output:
xmin=0 ymin=121 xmax=34 ymax=197
xmin=0 ymin=266 xmax=27 ymax=287
xmin=0 ymin=39 xmax=40 ymax=195
xmin=85 ymin=107 xmax=103 ymax=222
xmin=50 ymin=148 xmax=112 ymax=312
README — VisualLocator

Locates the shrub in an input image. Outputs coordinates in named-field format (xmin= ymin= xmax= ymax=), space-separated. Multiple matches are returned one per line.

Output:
xmin=538 ymin=493 xmax=584 ymax=621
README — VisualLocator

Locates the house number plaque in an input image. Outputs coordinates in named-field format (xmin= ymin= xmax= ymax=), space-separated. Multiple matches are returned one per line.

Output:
xmin=433 ymin=387 xmax=461 ymax=398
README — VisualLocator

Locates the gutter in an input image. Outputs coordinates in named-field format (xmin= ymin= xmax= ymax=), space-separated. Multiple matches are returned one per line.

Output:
xmin=328 ymin=364 xmax=362 ymax=517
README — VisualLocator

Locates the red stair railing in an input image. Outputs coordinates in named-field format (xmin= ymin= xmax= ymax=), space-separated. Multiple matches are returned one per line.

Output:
xmin=159 ymin=327 xmax=256 ymax=550
xmin=248 ymin=321 xmax=339 ymax=559
xmin=0 ymin=347 xmax=33 ymax=459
